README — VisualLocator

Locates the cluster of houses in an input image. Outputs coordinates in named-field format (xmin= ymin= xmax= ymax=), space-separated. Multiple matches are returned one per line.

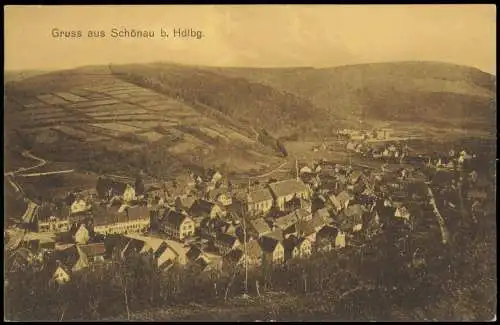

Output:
xmin=337 ymin=128 xmax=392 ymax=141
xmin=347 ymin=141 xmax=409 ymax=163
xmin=9 ymin=141 xmax=488 ymax=287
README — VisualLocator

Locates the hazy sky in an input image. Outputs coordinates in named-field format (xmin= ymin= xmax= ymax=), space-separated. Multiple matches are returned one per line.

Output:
xmin=4 ymin=5 xmax=496 ymax=74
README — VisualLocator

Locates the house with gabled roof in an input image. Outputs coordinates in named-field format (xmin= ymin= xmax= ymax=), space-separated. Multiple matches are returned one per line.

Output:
xmin=263 ymin=227 xmax=285 ymax=243
xmin=336 ymin=191 xmax=353 ymax=210
xmin=96 ymin=177 xmax=136 ymax=202
xmin=273 ymin=211 xmax=300 ymax=231
xmin=241 ymin=217 xmax=272 ymax=240
xmin=259 ymin=237 xmax=284 ymax=265
xmin=348 ymin=170 xmax=363 ymax=185
xmin=207 ymin=188 xmax=232 ymax=207
xmin=78 ymin=242 xmax=106 ymax=263
xmin=175 ymin=195 xmax=196 ymax=212
xmin=204 ymin=168 xmax=223 ymax=184
xmin=160 ymin=209 xmax=195 ymax=241
xmin=35 ymin=202 xmax=72 ymax=233
xmin=313 ymin=208 xmax=330 ymax=227
xmin=70 ymin=198 xmax=91 ymax=215
xmin=283 ymin=235 xmax=312 ymax=261
xmin=189 ymin=199 xmax=225 ymax=221
xmin=315 ymin=225 xmax=343 ymax=252
xmin=51 ymin=262 xmax=71 ymax=285
xmin=334 ymin=204 xmax=365 ymax=233
xmin=394 ymin=206 xmax=411 ymax=222
xmin=268 ymin=179 xmax=310 ymax=211
xmin=295 ymin=219 xmax=317 ymax=243
xmin=214 ymin=233 xmax=241 ymax=255
xmin=92 ymin=204 xmax=150 ymax=235
xmin=245 ymin=188 xmax=274 ymax=215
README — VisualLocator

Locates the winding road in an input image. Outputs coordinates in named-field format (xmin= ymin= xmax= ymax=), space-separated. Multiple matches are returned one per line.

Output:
xmin=5 ymin=150 xmax=75 ymax=198
xmin=14 ymin=151 xmax=47 ymax=174
xmin=6 ymin=150 xmax=75 ymax=178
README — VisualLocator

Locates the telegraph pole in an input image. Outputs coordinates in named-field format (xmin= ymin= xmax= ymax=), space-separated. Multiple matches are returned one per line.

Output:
xmin=241 ymin=205 xmax=249 ymax=299
xmin=295 ymin=158 xmax=299 ymax=180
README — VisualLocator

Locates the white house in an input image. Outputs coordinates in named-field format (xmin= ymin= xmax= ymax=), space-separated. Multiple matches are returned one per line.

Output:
xmin=335 ymin=230 xmax=346 ymax=248
xmin=70 ymin=199 xmax=91 ymax=214
xmin=299 ymin=166 xmax=313 ymax=175
xmin=52 ymin=265 xmax=71 ymax=285
xmin=74 ymin=224 xmax=90 ymax=245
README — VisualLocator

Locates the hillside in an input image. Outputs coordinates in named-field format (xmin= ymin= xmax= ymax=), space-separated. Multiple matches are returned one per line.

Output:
xmin=3 ymin=65 xmax=286 ymax=185
xmin=4 ymin=69 xmax=52 ymax=84
xmin=110 ymin=63 xmax=338 ymax=139
xmin=4 ymin=61 xmax=496 ymax=185
xmin=205 ymin=61 xmax=496 ymax=130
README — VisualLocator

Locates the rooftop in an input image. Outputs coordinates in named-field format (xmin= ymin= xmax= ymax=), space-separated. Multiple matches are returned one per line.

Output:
xmin=268 ymin=179 xmax=308 ymax=198
xmin=259 ymin=236 xmax=281 ymax=253
xmin=162 ymin=209 xmax=190 ymax=228
xmin=247 ymin=188 xmax=274 ymax=203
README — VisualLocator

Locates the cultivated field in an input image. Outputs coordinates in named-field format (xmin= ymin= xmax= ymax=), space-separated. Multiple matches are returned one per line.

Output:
xmin=5 ymin=73 xmax=281 ymax=181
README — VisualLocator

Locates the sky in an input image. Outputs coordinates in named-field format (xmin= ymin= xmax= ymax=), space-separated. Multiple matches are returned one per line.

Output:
xmin=4 ymin=5 xmax=496 ymax=74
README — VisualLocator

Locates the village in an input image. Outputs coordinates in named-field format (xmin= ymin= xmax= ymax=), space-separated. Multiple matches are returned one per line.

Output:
xmin=5 ymin=127 xmax=493 ymax=293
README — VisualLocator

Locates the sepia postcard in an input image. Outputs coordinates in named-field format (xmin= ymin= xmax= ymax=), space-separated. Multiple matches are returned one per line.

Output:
xmin=3 ymin=4 xmax=496 ymax=322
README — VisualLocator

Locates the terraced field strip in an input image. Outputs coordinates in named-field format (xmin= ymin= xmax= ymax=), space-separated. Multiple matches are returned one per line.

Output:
xmin=168 ymin=133 xmax=209 ymax=154
xmin=36 ymin=94 xmax=69 ymax=105
xmin=68 ymin=99 xmax=122 ymax=109
xmin=22 ymin=108 xmax=67 ymax=116
xmin=90 ymin=122 xmax=143 ymax=134
xmin=78 ymin=102 xmax=141 ymax=112
xmin=85 ymin=111 xmax=145 ymax=118
xmin=91 ymin=114 xmax=171 ymax=122
xmin=136 ymin=131 xmax=165 ymax=142
xmin=8 ymin=96 xmax=38 ymax=106
xmin=22 ymin=101 xmax=48 ymax=109
xmin=84 ymin=84 xmax=133 ymax=92
xmin=136 ymin=102 xmax=194 ymax=112
xmin=109 ymin=93 xmax=134 ymax=99
xmin=54 ymin=92 xmax=88 ymax=102
xmin=50 ymin=125 xmax=92 ymax=140
xmin=132 ymin=99 xmax=171 ymax=107
xmin=198 ymin=126 xmax=230 ymax=141
xmin=120 ymin=120 xmax=179 ymax=129
xmin=123 ymin=97 xmax=163 ymax=104
xmin=212 ymin=125 xmax=255 ymax=144
xmin=68 ymin=88 xmax=93 ymax=96
xmin=82 ymin=94 xmax=111 ymax=100
xmin=69 ymin=125 xmax=113 ymax=141
xmin=111 ymin=88 xmax=160 ymax=95
xmin=103 ymin=88 xmax=147 ymax=95
xmin=27 ymin=118 xmax=92 ymax=128
xmin=30 ymin=113 xmax=73 ymax=121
